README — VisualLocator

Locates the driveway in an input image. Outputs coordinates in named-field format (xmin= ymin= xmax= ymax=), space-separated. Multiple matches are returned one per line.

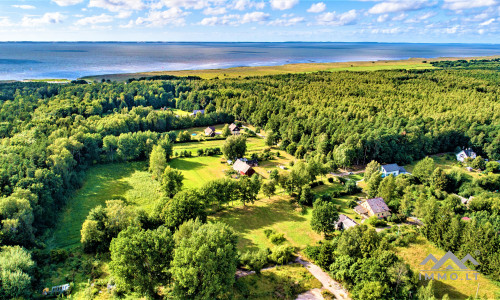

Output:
xmin=295 ymin=257 xmax=351 ymax=300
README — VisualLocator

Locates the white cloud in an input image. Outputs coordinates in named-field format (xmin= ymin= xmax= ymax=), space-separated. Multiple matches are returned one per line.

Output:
xmin=120 ymin=20 xmax=135 ymax=28
xmin=52 ymin=0 xmax=84 ymax=6
xmin=442 ymin=0 xmax=497 ymax=11
xmin=307 ymin=2 xmax=326 ymax=13
xmin=241 ymin=11 xmax=270 ymax=23
xmin=317 ymin=9 xmax=358 ymax=25
xmin=392 ymin=13 xmax=407 ymax=21
xmin=480 ymin=18 xmax=496 ymax=25
xmin=446 ymin=25 xmax=459 ymax=33
xmin=371 ymin=27 xmax=401 ymax=34
xmin=203 ymin=7 xmax=227 ymax=15
xmin=198 ymin=11 xmax=268 ymax=25
xmin=0 ymin=17 xmax=14 ymax=27
xmin=270 ymin=0 xmax=299 ymax=10
xmin=21 ymin=12 xmax=66 ymax=27
xmin=89 ymin=0 xmax=145 ymax=12
xmin=377 ymin=14 xmax=389 ymax=22
xmin=199 ymin=14 xmax=238 ymax=25
xmin=117 ymin=11 xmax=133 ymax=18
xmin=74 ymin=14 xmax=114 ymax=26
xmin=368 ymin=0 xmax=433 ymax=14
xmin=12 ymin=5 xmax=36 ymax=10
xmin=136 ymin=8 xmax=189 ymax=26
xmin=269 ymin=16 xmax=304 ymax=26
xmin=152 ymin=0 xmax=224 ymax=10
xmin=229 ymin=0 xmax=265 ymax=10
xmin=405 ymin=11 xmax=437 ymax=23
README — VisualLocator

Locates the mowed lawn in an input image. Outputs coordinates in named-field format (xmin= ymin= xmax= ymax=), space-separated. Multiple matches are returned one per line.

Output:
xmin=49 ymin=161 xmax=160 ymax=249
xmin=173 ymin=136 xmax=266 ymax=154
xmin=212 ymin=196 xmax=323 ymax=252
xmin=169 ymin=155 xmax=228 ymax=189
xmin=397 ymin=237 xmax=500 ymax=299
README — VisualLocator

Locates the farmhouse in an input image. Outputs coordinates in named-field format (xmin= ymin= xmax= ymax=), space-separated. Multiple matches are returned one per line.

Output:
xmin=381 ymin=164 xmax=409 ymax=177
xmin=204 ymin=126 xmax=216 ymax=137
xmin=229 ymin=123 xmax=241 ymax=135
xmin=233 ymin=159 xmax=255 ymax=176
xmin=354 ymin=197 xmax=391 ymax=218
xmin=335 ymin=214 xmax=358 ymax=230
xmin=191 ymin=109 xmax=205 ymax=116
xmin=456 ymin=148 xmax=476 ymax=162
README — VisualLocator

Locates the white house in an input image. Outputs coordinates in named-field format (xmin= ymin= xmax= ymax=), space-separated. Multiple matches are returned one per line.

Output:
xmin=456 ymin=148 xmax=477 ymax=162
xmin=380 ymin=164 xmax=408 ymax=177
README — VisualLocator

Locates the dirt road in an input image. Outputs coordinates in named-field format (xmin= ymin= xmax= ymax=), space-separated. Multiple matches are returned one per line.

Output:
xmin=295 ymin=257 xmax=351 ymax=300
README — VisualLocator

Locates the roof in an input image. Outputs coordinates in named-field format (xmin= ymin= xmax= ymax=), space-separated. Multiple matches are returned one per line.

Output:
xmin=337 ymin=214 xmax=358 ymax=229
xmin=365 ymin=197 xmax=390 ymax=214
xmin=458 ymin=149 xmax=476 ymax=157
xmin=233 ymin=159 xmax=252 ymax=173
xmin=381 ymin=164 xmax=401 ymax=173
xmin=204 ymin=126 xmax=215 ymax=135
xmin=192 ymin=109 xmax=205 ymax=115
xmin=461 ymin=217 xmax=471 ymax=221
xmin=354 ymin=205 xmax=368 ymax=215
xmin=229 ymin=123 xmax=240 ymax=131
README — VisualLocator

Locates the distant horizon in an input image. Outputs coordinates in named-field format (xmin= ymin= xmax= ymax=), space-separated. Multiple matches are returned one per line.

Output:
xmin=1 ymin=41 xmax=500 ymax=45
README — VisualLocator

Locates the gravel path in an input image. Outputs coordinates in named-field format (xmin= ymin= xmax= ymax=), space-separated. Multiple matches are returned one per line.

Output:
xmin=295 ymin=257 xmax=351 ymax=300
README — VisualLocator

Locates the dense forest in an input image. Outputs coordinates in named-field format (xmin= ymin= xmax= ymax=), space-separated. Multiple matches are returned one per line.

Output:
xmin=0 ymin=64 xmax=498 ymax=298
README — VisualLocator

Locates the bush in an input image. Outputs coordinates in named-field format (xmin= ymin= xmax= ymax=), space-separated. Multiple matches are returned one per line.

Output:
xmin=269 ymin=233 xmax=286 ymax=245
xmin=303 ymin=245 xmax=320 ymax=261
xmin=365 ymin=216 xmax=387 ymax=227
xmin=348 ymin=200 xmax=358 ymax=208
xmin=264 ymin=229 xmax=274 ymax=238
xmin=269 ymin=246 xmax=295 ymax=265
xmin=328 ymin=177 xmax=334 ymax=183
xmin=239 ymin=249 xmax=270 ymax=273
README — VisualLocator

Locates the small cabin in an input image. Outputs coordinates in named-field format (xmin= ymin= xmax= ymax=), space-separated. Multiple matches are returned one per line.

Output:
xmin=233 ymin=159 xmax=255 ymax=176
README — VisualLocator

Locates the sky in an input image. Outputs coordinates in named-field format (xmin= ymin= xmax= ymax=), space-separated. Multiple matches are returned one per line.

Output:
xmin=0 ymin=0 xmax=499 ymax=42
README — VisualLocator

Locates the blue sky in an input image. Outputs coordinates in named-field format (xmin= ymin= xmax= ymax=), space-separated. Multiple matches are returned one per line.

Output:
xmin=0 ymin=0 xmax=499 ymax=42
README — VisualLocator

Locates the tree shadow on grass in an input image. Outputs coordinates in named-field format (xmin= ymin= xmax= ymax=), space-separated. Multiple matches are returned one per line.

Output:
xmin=215 ymin=198 xmax=309 ymax=251
xmin=169 ymin=158 xmax=206 ymax=171
xmin=49 ymin=162 xmax=139 ymax=249
xmin=432 ymin=279 xmax=469 ymax=300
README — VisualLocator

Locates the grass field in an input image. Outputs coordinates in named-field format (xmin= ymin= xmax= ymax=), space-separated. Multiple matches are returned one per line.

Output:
xmin=397 ymin=237 xmax=500 ymax=299
xmin=169 ymin=155 xmax=229 ymax=189
xmin=48 ymin=161 xmax=159 ymax=249
xmin=234 ymin=263 xmax=322 ymax=299
xmin=83 ymin=58 xmax=438 ymax=81
xmin=213 ymin=196 xmax=323 ymax=251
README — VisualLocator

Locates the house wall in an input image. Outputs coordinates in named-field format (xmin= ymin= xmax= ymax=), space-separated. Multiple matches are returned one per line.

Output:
xmin=382 ymin=171 xmax=399 ymax=177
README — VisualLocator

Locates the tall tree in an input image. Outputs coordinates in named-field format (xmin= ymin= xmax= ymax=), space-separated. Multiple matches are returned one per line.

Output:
xmin=171 ymin=222 xmax=238 ymax=299
xmin=110 ymin=226 xmax=175 ymax=299
xmin=149 ymin=145 xmax=167 ymax=181
xmin=222 ymin=135 xmax=247 ymax=160
xmin=311 ymin=200 xmax=339 ymax=236
xmin=160 ymin=166 xmax=184 ymax=197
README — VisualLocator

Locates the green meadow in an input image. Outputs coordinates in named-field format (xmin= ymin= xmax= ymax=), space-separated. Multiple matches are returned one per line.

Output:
xmin=48 ymin=161 xmax=160 ymax=249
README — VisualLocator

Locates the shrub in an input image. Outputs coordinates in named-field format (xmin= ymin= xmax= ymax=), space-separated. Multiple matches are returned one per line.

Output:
xmin=239 ymin=249 xmax=270 ymax=273
xmin=303 ymin=245 xmax=320 ymax=261
xmin=269 ymin=233 xmax=286 ymax=245
xmin=263 ymin=229 xmax=274 ymax=238
xmin=348 ymin=200 xmax=358 ymax=208
xmin=365 ymin=216 xmax=387 ymax=227
xmin=269 ymin=246 xmax=295 ymax=265
xmin=328 ymin=177 xmax=334 ymax=183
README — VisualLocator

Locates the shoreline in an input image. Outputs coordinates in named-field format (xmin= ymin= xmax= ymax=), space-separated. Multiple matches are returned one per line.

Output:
xmin=2 ymin=55 xmax=499 ymax=83
xmin=81 ymin=55 xmax=500 ymax=82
